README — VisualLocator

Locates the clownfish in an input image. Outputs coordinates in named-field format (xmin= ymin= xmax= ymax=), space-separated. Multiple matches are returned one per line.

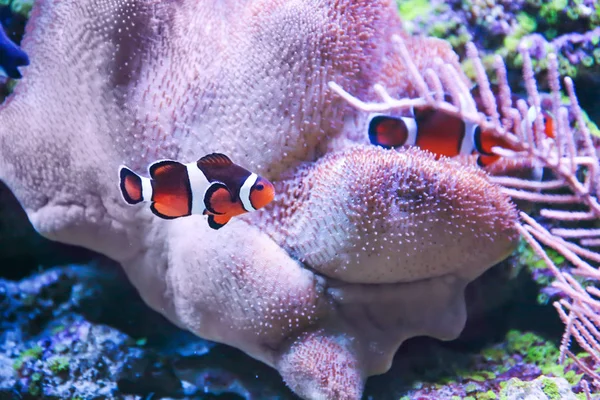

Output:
xmin=367 ymin=90 xmax=555 ymax=167
xmin=118 ymin=153 xmax=275 ymax=230
xmin=0 ymin=25 xmax=29 ymax=79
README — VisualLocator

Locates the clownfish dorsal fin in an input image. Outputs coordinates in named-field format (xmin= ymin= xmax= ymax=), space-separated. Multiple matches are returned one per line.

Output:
xmin=204 ymin=181 xmax=233 ymax=215
xmin=207 ymin=214 xmax=231 ymax=230
xmin=197 ymin=153 xmax=233 ymax=168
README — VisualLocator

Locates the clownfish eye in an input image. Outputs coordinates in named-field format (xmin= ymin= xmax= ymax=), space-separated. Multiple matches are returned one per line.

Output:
xmin=255 ymin=184 xmax=264 ymax=191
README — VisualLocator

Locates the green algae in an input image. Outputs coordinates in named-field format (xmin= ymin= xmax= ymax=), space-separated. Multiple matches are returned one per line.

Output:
xmin=399 ymin=0 xmax=600 ymax=87
xmin=48 ymin=356 xmax=70 ymax=374
xmin=579 ymin=108 xmax=600 ymax=138
xmin=470 ymin=374 xmax=488 ymax=383
xmin=593 ymin=47 xmax=600 ymax=65
xmin=514 ymin=239 xmax=566 ymax=300
xmin=394 ymin=327 xmax=585 ymax=398
xmin=397 ymin=0 xmax=432 ymax=21
xmin=498 ymin=378 xmax=525 ymax=400
xmin=29 ymin=372 xmax=42 ymax=396
xmin=13 ymin=345 xmax=43 ymax=371
xmin=541 ymin=377 xmax=561 ymax=400
xmin=516 ymin=13 xmax=538 ymax=35
xmin=539 ymin=0 xmax=569 ymax=25
xmin=483 ymin=330 xmax=586 ymax=391
xmin=503 ymin=330 xmax=586 ymax=386
xmin=515 ymin=237 xmax=598 ymax=310
xmin=8 ymin=0 xmax=33 ymax=18
xmin=465 ymin=382 xmax=478 ymax=392
xmin=511 ymin=237 xmax=600 ymax=307
xmin=581 ymin=55 xmax=594 ymax=68
xmin=477 ymin=391 xmax=497 ymax=400
xmin=461 ymin=54 xmax=497 ymax=81
xmin=430 ymin=20 xmax=459 ymax=39
xmin=505 ymin=330 xmax=559 ymax=366
xmin=482 ymin=347 xmax=506 ymax=364
xmin=517 ymin=239 xmax=565 ymax=271
xmin=563 ymin=369 xmax=583 ymax=387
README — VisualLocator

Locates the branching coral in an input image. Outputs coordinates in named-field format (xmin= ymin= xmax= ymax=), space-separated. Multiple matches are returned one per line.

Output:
xmin=330 ymin=36 xmax=600 ymax=392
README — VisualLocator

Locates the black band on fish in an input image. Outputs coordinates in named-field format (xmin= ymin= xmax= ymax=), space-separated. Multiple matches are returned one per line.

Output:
xmin=473 ymin=126 xmax=495 ymax=156
xmin=149 ymin=203 xmax=180 ymax=220
xmin=148 ymin=160 xmax=193 ymax=218
xmin=204 ymin=181 xmax=231 ymax=215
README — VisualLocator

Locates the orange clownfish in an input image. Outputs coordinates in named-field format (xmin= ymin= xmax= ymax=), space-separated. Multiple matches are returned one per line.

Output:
xmin=368 ymin=91 xmax=555 ymax=167
xmin=118 ymin=153 xmax=275 ymax=229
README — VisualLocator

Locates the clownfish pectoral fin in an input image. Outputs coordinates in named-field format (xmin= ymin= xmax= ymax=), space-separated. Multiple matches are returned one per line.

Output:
xmin=207 ymin=214 xmax=231 ymax=230
xmin=204 ymin=182 xmax=233 ymax=215
xmin=119 ymin=166 xmax=144 ymax=205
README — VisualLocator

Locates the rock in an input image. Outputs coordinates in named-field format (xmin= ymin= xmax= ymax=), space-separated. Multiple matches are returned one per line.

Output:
xmin=0 ymin=182 xmax=92 ymax=280
xmin=0 ymin=264 xmax=291 ymax=399
xmin=501 ymin=376 xmax=578 ymax=400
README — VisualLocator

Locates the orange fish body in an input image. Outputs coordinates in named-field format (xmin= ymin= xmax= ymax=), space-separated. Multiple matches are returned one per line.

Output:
xmin=118 ymin=153 xmax=275 ymax=229
xmin=368 ymin=89 xmax=555 ymax=167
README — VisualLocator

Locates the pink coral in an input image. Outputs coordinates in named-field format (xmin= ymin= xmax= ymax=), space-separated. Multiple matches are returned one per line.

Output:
xmin=0 ymin=1 xmax=519 ymax=398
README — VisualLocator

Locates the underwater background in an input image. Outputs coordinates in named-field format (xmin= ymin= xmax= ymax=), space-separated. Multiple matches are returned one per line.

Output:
xmin=0 ymin=0 xmax=599 ymax=399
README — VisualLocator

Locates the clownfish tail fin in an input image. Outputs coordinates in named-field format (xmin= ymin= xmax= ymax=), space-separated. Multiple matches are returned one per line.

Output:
xmin=119 ymin=166 xmax=151 ymax=205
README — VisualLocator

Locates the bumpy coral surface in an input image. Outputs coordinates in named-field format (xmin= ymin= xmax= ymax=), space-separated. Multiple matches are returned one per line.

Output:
xmin=0 ymin=1 xmax=520 ymax=398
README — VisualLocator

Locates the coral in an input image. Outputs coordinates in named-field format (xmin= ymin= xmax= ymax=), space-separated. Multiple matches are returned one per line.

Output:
xmin=401 ymin=0 xmax=599 ymax=59
xmin=330 ymin=31 xmax=600 ymax=394
xmin=260 ymin=146 xmax=517 ymax=284
xmin=398 ymin=0 xmax=600 ymax=123
xmin=0 ymin=0 xmax=30 ymax=101
xmin=0 ymin=0 xmax=521 ymax=398
xmin=0 ymin=265 xmax=182 ymax=398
